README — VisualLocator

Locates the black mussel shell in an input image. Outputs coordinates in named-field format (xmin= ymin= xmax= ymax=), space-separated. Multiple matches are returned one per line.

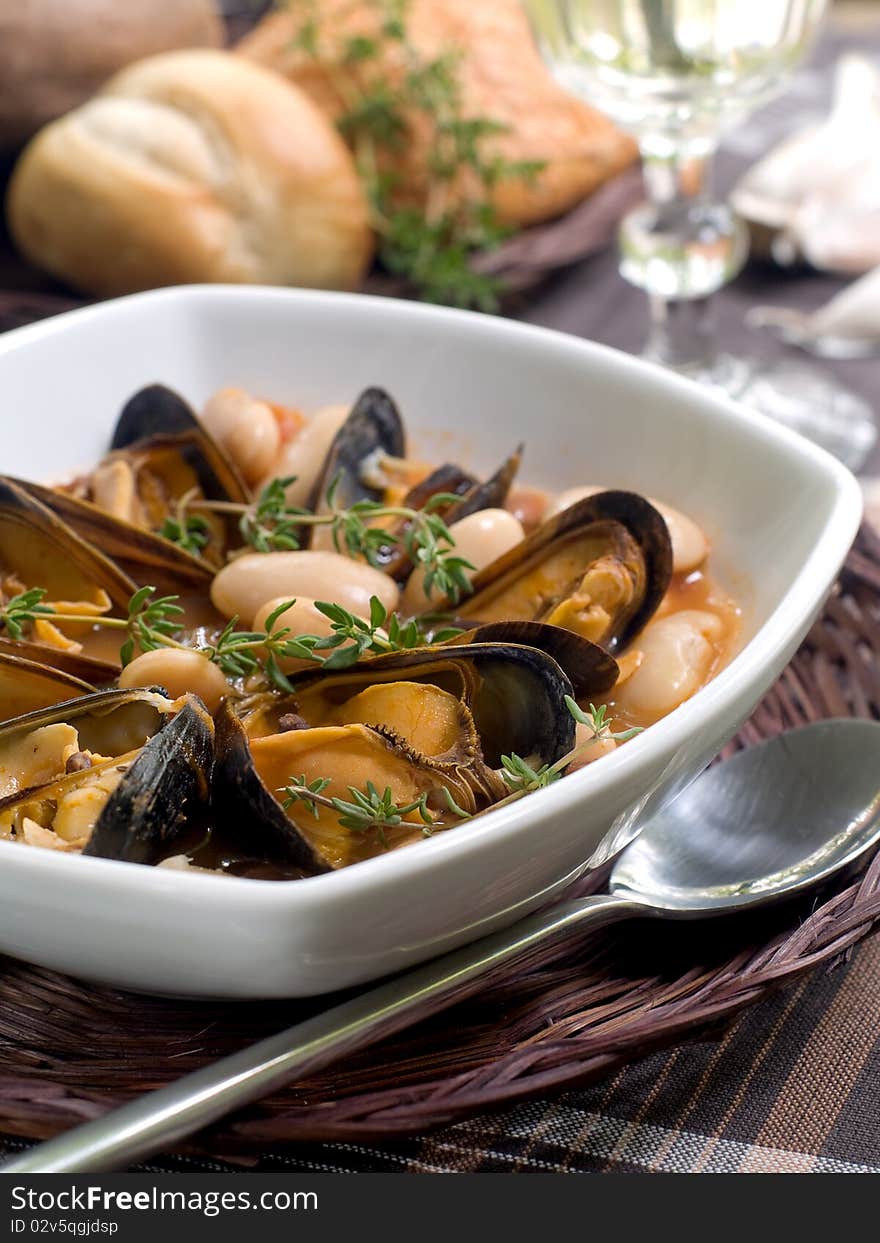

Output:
xmin=451 ymin=491 xmax=672 ymax=654
xmin=443 ymin=445 xmax=522 ymax=526
xmin=210 ymin=702 xmax=332 ymax=877
xmin=307 ymin=386 xmax=406 ymax=520
xmin=445 ymin=620 xmax=619 ymax=700
xmin=379 ymin=448 xmax=522 ymax=581
xmin=295 ymin=642 xmax=576 ymax=768
xmin=83 ymin=697 xmax=214 ymax=865
xmin=111 ymin=383 xmax=249 ymax=504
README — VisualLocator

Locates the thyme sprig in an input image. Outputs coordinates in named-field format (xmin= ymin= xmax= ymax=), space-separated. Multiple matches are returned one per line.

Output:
xmin=185 ymin=476 xmax=476 ymax=604
xmin=288 ymin=0 xmax=545 ymax=309
xmin=0 ymin=586 xmax=186 ymax=667
xmin=0 ymin=587 xmax=55 ymax=640
xmin=0 ymin=584 xmax=459 ymax=685
xmin=281 ymin=776 xmax=439 ymax=847
xmin=158 ymin=513 xmax=210 ymax=557
xmin=497 ymin=699 xmax=644 ymax=799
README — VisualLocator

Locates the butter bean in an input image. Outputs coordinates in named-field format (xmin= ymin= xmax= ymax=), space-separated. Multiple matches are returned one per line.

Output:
xmin=613 ymin=609 xmax=724 ymax=723
xmin=264 ymin=404 xmax=351 ymax=508
xmin=402 ymin=508 xmax=524 ymax=614
xmin=201 ymin=387 xmax=281 ymax=487
xmin=118 ymin=648 xmax=229 ymax=713
xmin=252 ymin=596 xmax=358 ymax=674
xmin=212 ymin=550 xmax=399 ymax=622
xmin=567 ymin=727 xmax=617 ymax=773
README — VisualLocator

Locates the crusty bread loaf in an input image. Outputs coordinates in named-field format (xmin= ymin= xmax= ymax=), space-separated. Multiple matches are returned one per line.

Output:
xmin=237 ymin=0 xmax=638 ymax=229
xmin=6 ymin=49 xmax=375 ymax=297
xmin=0 ymin=0 xmax=222 ymax=154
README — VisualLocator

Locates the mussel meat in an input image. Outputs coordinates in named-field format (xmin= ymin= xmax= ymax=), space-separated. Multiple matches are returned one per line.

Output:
xmin=47 ymin=384 xmax=250 ymax=575
xmin=212 ymin=641 xmax=576 ymax=872
xmin=445 ymin=491 xmax=673 ymax=654
xmin=0 ymin=689 xmax=213 ymax=864
xmin=0 ymin=477 xmax=136 ymax=678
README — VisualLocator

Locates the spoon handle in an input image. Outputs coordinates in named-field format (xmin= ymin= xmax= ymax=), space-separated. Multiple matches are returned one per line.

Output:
xmin=1 ymin=893 xmax=639 ymax=1174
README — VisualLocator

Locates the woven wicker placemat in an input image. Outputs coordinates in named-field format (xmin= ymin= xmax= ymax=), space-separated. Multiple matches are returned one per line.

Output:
xmin=0 ymin=524 xmax=877 ymax=1156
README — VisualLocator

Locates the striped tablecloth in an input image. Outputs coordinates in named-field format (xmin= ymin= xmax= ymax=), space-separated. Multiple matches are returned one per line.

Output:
xmin=3 ymin=934 xmax=876 ymax=1173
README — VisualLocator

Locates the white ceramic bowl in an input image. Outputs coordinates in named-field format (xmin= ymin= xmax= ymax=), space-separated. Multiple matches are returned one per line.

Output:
xmin=0 ymin=287 xmax=862 ymax=998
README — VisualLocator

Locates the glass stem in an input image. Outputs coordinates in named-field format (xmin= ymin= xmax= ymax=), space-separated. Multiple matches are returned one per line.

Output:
xmin=619 ymin=144 xmax=748 ymax=377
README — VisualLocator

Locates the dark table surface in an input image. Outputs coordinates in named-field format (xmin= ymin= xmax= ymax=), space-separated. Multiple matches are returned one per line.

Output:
xmin=0 ymin=15 xmax=878 ymax=1177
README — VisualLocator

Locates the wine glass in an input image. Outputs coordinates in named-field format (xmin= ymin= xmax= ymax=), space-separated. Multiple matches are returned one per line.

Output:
xmin=524 ymin=0 xmax=876 ymax=470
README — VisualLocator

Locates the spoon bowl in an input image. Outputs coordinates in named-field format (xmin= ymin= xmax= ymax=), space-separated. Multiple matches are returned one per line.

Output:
xmin=611 ymin=719 xmax=880 ymax=913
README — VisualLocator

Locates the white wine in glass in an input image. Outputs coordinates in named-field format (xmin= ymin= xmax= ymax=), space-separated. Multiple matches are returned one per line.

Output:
xmin=525 ymin=0 xmax=876 ymax=469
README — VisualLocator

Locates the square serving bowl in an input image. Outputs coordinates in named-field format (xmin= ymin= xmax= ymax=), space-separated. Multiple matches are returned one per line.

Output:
xmin=0 ymin=286 xmax=862 ymax=998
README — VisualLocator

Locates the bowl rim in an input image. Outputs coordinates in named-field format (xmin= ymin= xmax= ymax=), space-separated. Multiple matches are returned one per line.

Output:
xmin=0 ymin=285 xmax=863 ymax=908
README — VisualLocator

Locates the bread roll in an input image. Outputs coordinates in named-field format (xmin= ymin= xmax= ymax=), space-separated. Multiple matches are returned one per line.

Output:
xmin=238 ymin=0 xmax=637 ymax=229
xmin=6 ymin=50 xmax=374 ymax=297
xmin=0 ymin=0 xmax=222 ymax=154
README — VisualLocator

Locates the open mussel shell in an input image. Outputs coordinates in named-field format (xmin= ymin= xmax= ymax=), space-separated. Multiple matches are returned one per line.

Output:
xmin=17 ymin=480 xmax=214 ymax=592
xmin=24 ymin=384 xmax=250 ymax=581
xmin=447 ymin=491 xmax=673 ymax=654
xmin=111 ymin=383 xmax=248 ymax=506
xmin=212 ymin=641 xmax=576 ymax=875
xmin=0 ymin=477 xmax=136 ymax=677
xmin=0 ymin=638 xmax=118 ymax=689
xmin=0 ymin=653 xmax=94 ymax=721
xmin=0 ymin=687 xmax=177 ymax=766
xmin=443 ymin=445 xmax=522 ymax=526
xmin=307 ymin=386 xmax=406 ymax=520
xmin=0 ymin=689 xmax=213 ymax=865
xmin=295 ymin=642 xmax=576 ymax=768
xmin=444 ymin=621 xmax=619 ymax=700
xmin=83 ymin=697 xmax=213 ymax=864
xmin=379 ymin=447 xmax=523 ymax=581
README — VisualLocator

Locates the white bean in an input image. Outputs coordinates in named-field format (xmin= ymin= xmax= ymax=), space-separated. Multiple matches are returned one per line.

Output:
xmin=118 ymin=648 xmax=229 ymax=713
xmin=655 ymin=504 xmax=708 ymax=574
xmin=613 ymin=609 xmax=724 ymax=723
xmin=567 ymin=727 xmax=616 ymax=773
xmin=212 ymin=550 xmax=399 ymax=622
xmin=201 ymin=387 xmax=281 ymax=487
xmin=264 ymin=404 xmax=351 ymax=507
xmin=402 ymin=508 xmax=524 ymax=614
xmin=546 ymin=486 xmax=708 ymax=574
xmin=545 ymin=485 xmax=603 ymax=519
xmin=251 ymin=596 xmax=359 ymax=674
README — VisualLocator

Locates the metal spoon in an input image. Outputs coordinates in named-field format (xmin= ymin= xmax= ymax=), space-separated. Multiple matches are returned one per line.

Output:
xmin=4 ymin=719 xmax=880 ymax=1174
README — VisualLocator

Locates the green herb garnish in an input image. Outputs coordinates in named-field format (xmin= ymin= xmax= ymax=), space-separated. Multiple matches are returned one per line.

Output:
xmin=288 ymin=0 xmax=545 ymax=309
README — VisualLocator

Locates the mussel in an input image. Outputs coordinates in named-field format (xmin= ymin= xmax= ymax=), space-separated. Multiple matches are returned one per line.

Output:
xmin=443 ymin=620 xmax=619 ymax=700
xmin=307 ymin=386 xmax=406 ymax=517
xmin=378 ymin=446 xmax=523 ymax=581
xmin=26 ymin=384 xmax=250 ymax=581
xmin=212 ymin=642 xmax=576 ymax=873
xmin=444 ymin=491 xmax=673 ymax=654
xmin=18 ymin=480 xmax=214 ymax=593
xmin=0 ymin=689 xmax=213 ymax=864
xmin=301 ymin=386 xmax=522 ymax=579
xmin=0 ymin=478 xmax=136 ymax=680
